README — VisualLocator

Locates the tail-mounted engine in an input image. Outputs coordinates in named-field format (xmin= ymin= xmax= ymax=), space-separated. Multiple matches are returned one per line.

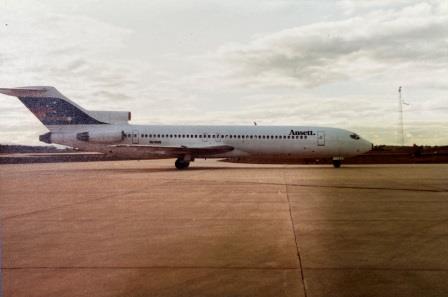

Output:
xmin=76 ymin=130 xmax=125 ymax=144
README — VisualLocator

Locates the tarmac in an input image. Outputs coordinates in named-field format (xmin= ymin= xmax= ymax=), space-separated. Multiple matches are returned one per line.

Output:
xmin=1 ymin=160 xmax=447 ymax=297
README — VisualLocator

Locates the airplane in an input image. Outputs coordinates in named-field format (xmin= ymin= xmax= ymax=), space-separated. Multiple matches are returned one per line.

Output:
xmin=0 ymin=86 xmax=373 ymax=169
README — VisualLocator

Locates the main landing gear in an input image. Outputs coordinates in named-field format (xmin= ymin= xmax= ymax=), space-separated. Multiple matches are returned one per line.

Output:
xmin=332 ymin=160 xmax=342 ymax=168
xmin=175 ymin=158 xmax=190 ymax=170
xmin=332 ymin=157 xmax=343 ymax=168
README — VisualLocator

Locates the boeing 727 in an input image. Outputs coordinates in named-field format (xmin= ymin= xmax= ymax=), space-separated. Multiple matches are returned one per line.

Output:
xmin=0 ymin=86 xmax=372 ymax=169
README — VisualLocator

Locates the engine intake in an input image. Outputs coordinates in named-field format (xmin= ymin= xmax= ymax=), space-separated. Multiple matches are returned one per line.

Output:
xmin=76 ymin=132 xmax=89 ymax=142
xmin=39 ymin=132 xmax=52 ymax=144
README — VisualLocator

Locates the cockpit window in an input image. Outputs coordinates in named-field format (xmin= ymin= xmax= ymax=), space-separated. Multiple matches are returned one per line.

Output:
xmin=350 ymin=133 xmax=360 ymax=140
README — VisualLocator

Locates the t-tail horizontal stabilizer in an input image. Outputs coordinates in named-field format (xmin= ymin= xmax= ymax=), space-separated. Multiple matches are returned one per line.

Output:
xmin=0 ymin=86 xmax=131 ymax=128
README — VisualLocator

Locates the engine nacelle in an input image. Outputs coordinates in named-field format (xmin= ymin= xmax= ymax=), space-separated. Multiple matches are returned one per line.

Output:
xmin=76 ymin=130 xmax=124 ymax=143
xmin=88 ymin=111 xmax=131 ymax=124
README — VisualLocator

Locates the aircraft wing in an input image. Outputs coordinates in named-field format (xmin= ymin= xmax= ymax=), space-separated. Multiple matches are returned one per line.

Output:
xmin=109 ymin=144 xmax=234 ymax=156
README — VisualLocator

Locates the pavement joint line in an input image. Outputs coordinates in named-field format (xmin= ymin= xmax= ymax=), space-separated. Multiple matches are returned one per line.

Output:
xmin=284 ymin=173 xmax=308 ymax=297
xmin=290 ymin=201 xmax=448 ymax=204
xmin=167 ymin=178 xmax=447 ymax=193
xmin=2 ymin=266 xmax=299 ymax=271
xmin=1 ymin=189 xmax=145 ymax=221
xmin=291 ymin=219 xmax=448 ymax=222
xmin=303 ymin=267 xmax=448 ymax=272
xmin=2 ymin=218 xmax=292 ymax=222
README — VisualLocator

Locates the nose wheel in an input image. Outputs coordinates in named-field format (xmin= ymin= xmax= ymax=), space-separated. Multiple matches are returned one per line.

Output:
xmin=332 ymin=157 xmax=343 ymax=168
xmin=175 ymin=158 xmax=190 ymax=170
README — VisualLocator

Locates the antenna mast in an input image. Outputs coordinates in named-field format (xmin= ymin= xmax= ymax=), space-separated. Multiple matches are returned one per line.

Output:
xmin=398 ymin=86 xmax=404 ymax=146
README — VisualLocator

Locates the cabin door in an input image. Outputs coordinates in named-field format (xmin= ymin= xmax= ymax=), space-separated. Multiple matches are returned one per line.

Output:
xmin=132 ymin=130 xmax=139 ymax=144
xmin=317 ymin=131 xmax=325 ymax=146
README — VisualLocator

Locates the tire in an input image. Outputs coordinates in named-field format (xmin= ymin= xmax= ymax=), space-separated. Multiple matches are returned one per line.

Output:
xmin=332 ymin=160 xmax=342 ymax=168
xmin=175 ymin=159 xmax=190 ymax=170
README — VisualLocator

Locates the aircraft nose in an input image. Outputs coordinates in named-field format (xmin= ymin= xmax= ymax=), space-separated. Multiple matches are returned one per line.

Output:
xmin=355 ymin=138 xmax=372 ymax=154
xmin=362 ymin=139 xmax=373 ymax=153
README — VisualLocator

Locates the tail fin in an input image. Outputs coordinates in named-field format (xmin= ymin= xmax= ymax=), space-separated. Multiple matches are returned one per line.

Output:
xmin=0 ymin=86 xmax=130 ymax=127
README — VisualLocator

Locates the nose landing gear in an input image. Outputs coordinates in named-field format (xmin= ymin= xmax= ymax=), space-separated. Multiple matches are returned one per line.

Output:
xmin=332 ymin=157 xmax=343 ymax=168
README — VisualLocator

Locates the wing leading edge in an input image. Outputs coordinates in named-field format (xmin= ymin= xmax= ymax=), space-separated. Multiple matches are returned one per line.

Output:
xmin=109 ymin=144 xmax=234 ymax=156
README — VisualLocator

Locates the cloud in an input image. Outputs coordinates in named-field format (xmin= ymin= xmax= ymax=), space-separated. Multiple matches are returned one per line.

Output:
xmin=0 ymin=1 xmax=137 ymax=102
xmin=0 ymin=0 xmax=446 ymax=146
xmin=337 ymin=0 xmax=448 ymax=15
xmin=219 ymin=2 xmax=448 ymax=88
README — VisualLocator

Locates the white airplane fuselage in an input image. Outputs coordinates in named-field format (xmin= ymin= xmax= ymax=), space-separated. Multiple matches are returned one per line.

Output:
xmin=48 ymin=124 xmax=372 ymax=160
xmin=0 ymin=86 xmax=373 ymax=168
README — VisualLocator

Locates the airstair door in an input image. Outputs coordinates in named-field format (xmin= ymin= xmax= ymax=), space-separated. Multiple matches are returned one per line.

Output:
xmin=317 ymin=131 xmax=325 ymax=146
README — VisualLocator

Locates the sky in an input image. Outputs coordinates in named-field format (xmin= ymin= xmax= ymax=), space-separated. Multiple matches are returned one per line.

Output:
xmin=0 ymin=0 xmax=447 ymax=145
